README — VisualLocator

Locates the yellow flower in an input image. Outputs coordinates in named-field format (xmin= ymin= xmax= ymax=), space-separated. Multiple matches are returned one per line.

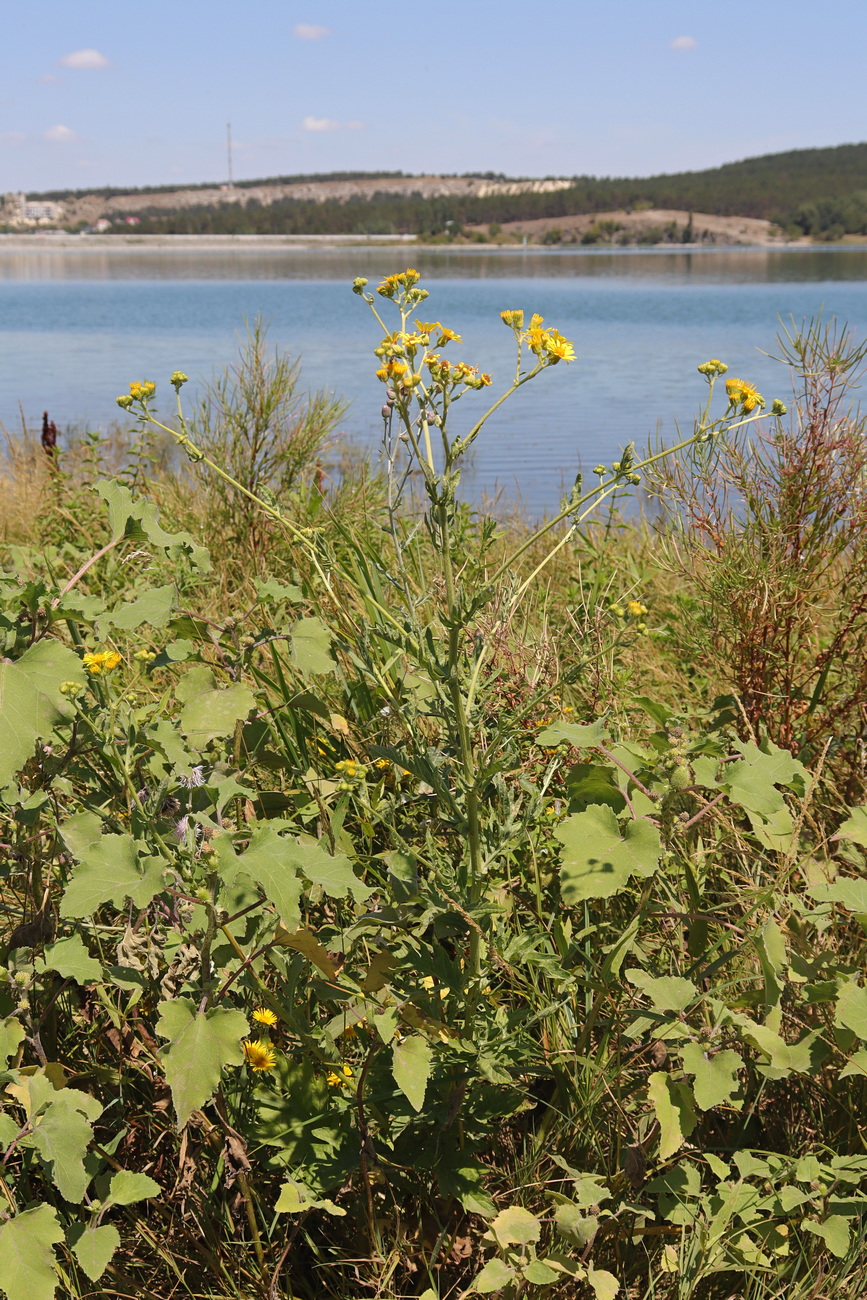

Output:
xmin=128 ymin=380 xmax=156 ymax=402
xmin=435 ymin=326 xmax=462 ymax=346
xmin=529 ymin=314 xmax=544 ymax=329
xmin=627 ymin=600 xmax=648 ymax=617
xmin=697 ymin=358 xmax=729 ymax=376
xmin=500 ymin=309 xmax=524 ymax=330
xmin=82 ymin=651 xmax=122 ymax=675
xmin=326 ymin=1064 xmax=355 ymax=1087
xmin=415 ymin=319 xmax=441 ymax=334
xmin=375 ymin=359 xmax=409 ymax=384
xmin=243 ymin=1039 xmax=276 ymax=1071
xmin=725 ymin=378 xmax=765 ymax=413
xmin=252 ymin=1007 xmax=278 ymax=1027
xmin=542 ymin=330 xmax=576 ymax=364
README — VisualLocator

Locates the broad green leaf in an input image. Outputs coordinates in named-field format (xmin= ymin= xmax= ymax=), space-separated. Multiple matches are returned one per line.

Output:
xmin=810 ymin=878 xmax=867 ymax=913
xmin=39 ymin=933 xmax=102 ymax=984
xmin=537 ymin=719 xmax=609 ymax=748
xmin=473 ymin=1257 xmax=516 ymax=1293
xmin=156 ymin=997 xmax=248 ymax=1126
xmin=0 ymin=1016 xmax=24 ymax=1067
xmin=802 ymin=1215 xmax=850 ymax=1259
xmin=59 ymin=812 xmax=166 ymax=917
xmin=839 ymin=1048 xmax=867 ymax=1079
xmin=0 ymin=1204 xmax=64 ymax=1300
xmin=31 ymin=1089 xmax=102 ymax=1202
xmin=647 ymin=1071 xmax=697 ymax=1159
xmin=564 ymin=763 xmax=626 ymax=814
xmin=554 ymin=1204 xmax=598 ymax=1246
xmin=69 ymin=1223 xmax=120 ymax=1281
xmin=96 ymin=583 xmax=175 ymax=637
xmin=255 ymin=577 xmax=303 ymax=604
xmin=176 ymin=665 xmax=256 ymax=748
xmin=0 ymin=639 xmax=83 ymax=787
xmin=732 ymin=1014 xmax=816 ymax=1076
xmin=556 ymin=805 xmax=661 ymax=902
xmin=288 ymin=839 xmax=372 ymax=902
xmin=274 ymin=928 xmax=339 ymax=978
xmin=491 ymin=1205 xmax=541 ymax=1248
xmin=523 ymin=1259 xmax=560 ymax=1284
xmin=215 ymin=829 xmax=303 ymax=930
xmin=392 ymin=1034 xmax=432 ymax=1112
xmin=587 ymin=1263 xmax=620 ymax=1300
xmin=274 ymin=1179 xmax=346 ymax=1215
xmin=834 ymin=805 xmax=867 ymax=847
xmin=626 ymin=971 xmax=698 ymax=1012
xmin=291 ymin=617 xmax=336 ymax=676
xmin=680 ymin=1043 xmax=742 ymax=1109
xmin=95 ymin=479 xmax=210 ymax=570
xmin=724 ymin=740 xmax=808 ymax=816
xmin=835 ymin=982 xmax=867 ymax=1040
xmin=106 ymin=1169 xmax=161 ymax=1206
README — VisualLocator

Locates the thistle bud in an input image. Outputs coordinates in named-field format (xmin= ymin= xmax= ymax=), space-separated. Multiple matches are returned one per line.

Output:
xmin=381 ymin=404 xmax=392 ymax=420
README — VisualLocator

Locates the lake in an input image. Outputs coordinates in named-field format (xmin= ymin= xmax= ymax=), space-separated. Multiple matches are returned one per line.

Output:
xmin=3 ymin=243 xmax=867 ymax=517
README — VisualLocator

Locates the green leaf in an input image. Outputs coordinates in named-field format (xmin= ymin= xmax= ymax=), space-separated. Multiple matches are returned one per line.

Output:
xmin=835 ymin=982 xmax=867 ymax=1040
xmin=288 ymin=839 xmax=372 ymax=902
xmin=255 ymin=577 xmax=303 ymax=605
xmin=724 ymin=740 xmax=808 ymax=816
xmin=156 ymin=997 xmax=248 ymax=1126
xmin=96 ymin=583 xmax=175 ymax=638
xmin=0 ymin=639 xmax=84 ymax=788
xmin=216 ymin=829 xmax=303 ymax=930
xmin=274 ymin=1180 xmax=346 ymax=1215
xmin=0 ymin=1204 xmax=64 ymax=1300
xmin=839 ymin=1048 xmax=867 ymax=1079
xmin=392 ymin=1034 xmax=432 ymax=1112
xmin=564 ymin=763 xmax=626 ymax=814
xmin=554 ymin=1204 xmax=598 ymax=1246
xmin=523 ymin=1259 xmax=560 ymax=1284
xmin=95 ymin=479 xmax=210 ymax=571
xmin=587 ymin=1264 xmax=620 ymax=1300
xmin=647 ymin=1071 xmax=697 ymax=1159
xmin=0 ymin=1016 xmax=24 ymax=1067
xmin=680 ymin=1043 xmax=742 ymax=1109
xmin=38 ymin=933 xmax=102 ymax=984
xmin=491 ymin=1205 xmax=541 ymax=1248
xmin=31 ymin=1090 xmax=102 ymax=1202
xmin=106 ymin=1169 xmax=161 ymax=1206
xmin=69 ymin=1223 xmax=120 ymax=1282
xmin=802 ymin=1215 xmax=850 ymax=1259
xmin=472 ymin=1257 xmax=516 ymax=1293
xmin=176 ymin=666 xmax=257 ymax=748
xmin=555 ymin=805 xmax=661 ymax=902
xmin=732 ymin=1014 xmax=816 ymax=1076
xmin=291 ymin=617 xmax=336 ymax=676
xmin=810 ymin=878 xmax=867 ymax=913
xmin=59 ymin=812 xmax=166 ymax=917
xmin=626 ymin=971 xmax=698 ymax=1013
xmin=537 ymin=719 xmax=608 ymax=748
xmin=834 ymin=805 xmax=867 ymax=847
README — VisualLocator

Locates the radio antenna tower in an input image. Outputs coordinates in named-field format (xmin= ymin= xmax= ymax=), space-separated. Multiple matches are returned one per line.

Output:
xmin=226 ymin=121 xmax=234 ymax=187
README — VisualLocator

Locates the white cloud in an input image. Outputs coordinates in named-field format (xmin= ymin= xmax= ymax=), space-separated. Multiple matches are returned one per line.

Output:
xmin=302 ymin=115 xmax=366 ymax=132
xmin=59 ymin=48 xmax=109 ymax=69
xmin=670 ymin=35 xmax=697 ymax=51
xmin=44 ymin=123 xmax=77 ymax=142
xmin=294 ymin=24 xmax=332 ymax=40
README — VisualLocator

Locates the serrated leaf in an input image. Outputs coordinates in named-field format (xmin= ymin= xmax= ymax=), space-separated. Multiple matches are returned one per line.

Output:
xmin=96 ymin=583 xmax=175 ymax=638
xmin=537 ymin=719 xmax=609 ymax=748
xmin=626 ymin=971 xmax=698 ymax=1012
xmin=156 ymin=997 xmax=248 ymax=1126
xmin=0 ymin=1204 xmax=64 ymax=1300
xmin=95 ymin=479 xmax=210 ymax=570
xmin=555 ymin=805 xmax=661 ymax=902
xmin=274 ymin=927 xmax=339 ymax=978
xmin=835 ymin=982 xmax=867 ymax=1040
xmin=0 ymin=639 xmax=84 ymax=788
xmin=69 ymin=1223 xmax=120 ymax=1281
xmin=834 ymin=805 xmax=867 ymax=847
xmin=680 ymin=1043 xmax=742 ymax=1109
xmin=724 ymin=740 xmax=808 ymax=816
xmin=59 ymin=813 xmax=166 ymax=917
xmin=587 ymin=1263 xmax=620 ymax=1300
xmin=0 ymin=1016 xmax=24 ymax=1067
xmin=810 ymin=878 xmax=867 ymax=913
xmin=472 ymin=1257 xmax=516 ymax=1293
xmin=647 ymin=1071 xmax=697 ymax=1159
xmin=215 ymin=829 xmax=302 ymax=929
xmin=839 ymin=1048 xmax=867 ymax=1079
xmin=39 ymin=933 xmax=102 ymax=984
xmin=802 ymin=1214 xmax=850 ymax=1259
xmin=523 ymin=1259 xmax=560 ymax=1284
xmin=291 ymin=617 xmax=336 ymax=675
xmin=732 ymin=1014 xmax=816 ymax=1076
xmin=392 ymin=1034 xmax=432 ymax=1112
xmin=491 ymin=1205 xmax=541 ymax=1248
xmin=106 ymin=1169 xmax=161 ymax=1206
xmin=288 ymin=839 xmax=372 ymax=902
xmin=176 ymin=666 xmax=256 ymax=748
xmin=31 ymin=1089 xmax=102 ymax=1202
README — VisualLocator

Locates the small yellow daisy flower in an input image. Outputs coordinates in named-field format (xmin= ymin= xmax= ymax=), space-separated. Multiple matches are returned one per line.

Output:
xmin=627 ymin=600 xmax=648 ymax=617
xmin=82 ymin=651 xmax=123 ymax=675
xmin=725 ymin=378 xmax=765 ymax=413
xmin=252 ymin=1007 xmax=278 ymax=1027
xmin=243 ymin=1039 xmax=276 ymax=1071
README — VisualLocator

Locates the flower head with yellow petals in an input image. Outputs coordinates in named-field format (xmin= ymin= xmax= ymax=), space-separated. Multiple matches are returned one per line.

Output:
xmin=252 ymin=1007 xmax=278 ymax=1027
xmin=243 ymin=1039 xmax=277 ymax=1071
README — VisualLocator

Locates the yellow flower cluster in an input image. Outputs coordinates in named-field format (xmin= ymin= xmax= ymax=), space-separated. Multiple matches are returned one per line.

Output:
xmin=59 ymin=680 xmax=83 ymax=696
xmin=697 ymin=358 xmax=729 ymax=377
xmin=725 ymin=378 xmax=765 ymax=413
xmin=335 ymin=758 xmax=366 ymax=782
xmin=82 ymin=651 xmax=122 ymax=675
xmin=375 ymin=358 xmax=411 ymax=385
xmin=128 ymin=380 xmax=157 ymax=402
xmin=524 ymin=315 xmax=576 ymax=365
xmin=627 ymin=600 xmax=648 ymax=617
xmin=326 ymin=1064 xmax=354 ymax=1087
xmin=243 ymin=1039 xmax=276 ymax=1071
xmin=500 ymin=309 xmax=525 ymax=331
xmin=252 ymin=1006 xmax=278 ymax=1027
xmin=425 ymin=354 xmax=492 ymax=390
xmin=376 ymin=268 xmax=422 ymax=299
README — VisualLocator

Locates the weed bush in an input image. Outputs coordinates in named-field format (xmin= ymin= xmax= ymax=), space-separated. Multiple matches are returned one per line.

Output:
xmin=1 ymin=277 xmax=866 ymax=1300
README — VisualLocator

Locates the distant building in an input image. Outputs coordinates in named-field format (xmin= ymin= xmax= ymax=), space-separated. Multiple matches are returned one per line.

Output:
xmin=2 ymin=192 xmax=63 ymax=225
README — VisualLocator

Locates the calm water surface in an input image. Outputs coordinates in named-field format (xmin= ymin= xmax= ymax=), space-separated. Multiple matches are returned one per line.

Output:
xmin=3 ymin=245 xmax=867 ymax=516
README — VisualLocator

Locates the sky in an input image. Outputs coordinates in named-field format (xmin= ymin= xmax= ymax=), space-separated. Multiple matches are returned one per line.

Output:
xmin=2 ymin=0 xmax=867 ymax=194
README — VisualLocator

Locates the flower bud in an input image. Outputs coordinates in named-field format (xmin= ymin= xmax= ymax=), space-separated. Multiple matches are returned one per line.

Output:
xmin=771 ymin=399 xmax=787 ymax=416
xmin=170 ymin=370 xmax=189 ymax=390
xmin=593 ymin=464 xmax=606 ymax=476
xmin=116 ymin=394 xmax=134 ymax=410
xmin=381 ymin=404 xmax=392 ymax=420
xmin=352 ymin=277 xmax=369 ymax=294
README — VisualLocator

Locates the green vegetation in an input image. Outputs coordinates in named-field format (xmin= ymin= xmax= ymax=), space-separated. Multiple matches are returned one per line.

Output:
xmin=84 ymin=142 xmax=867 ymax=238
xmin=2 ymin=279 xmax=867 ymax=1300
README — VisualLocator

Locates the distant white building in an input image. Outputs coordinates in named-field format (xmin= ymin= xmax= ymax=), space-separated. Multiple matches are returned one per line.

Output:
xmin=3 ymin=192 xmax=63 ymax=225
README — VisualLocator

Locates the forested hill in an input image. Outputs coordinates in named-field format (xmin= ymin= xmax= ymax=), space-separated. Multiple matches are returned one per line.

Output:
xmin=18 ymin=142 xmax=867 ymax=239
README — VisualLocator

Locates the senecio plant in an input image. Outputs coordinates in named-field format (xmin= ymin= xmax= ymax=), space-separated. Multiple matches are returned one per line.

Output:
xmin=10 ymin=271 xmax=867 ymax=1300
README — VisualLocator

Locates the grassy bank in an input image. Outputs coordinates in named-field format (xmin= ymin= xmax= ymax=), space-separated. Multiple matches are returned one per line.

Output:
xmin=1 ymin=283 xmax=867 ymax=1300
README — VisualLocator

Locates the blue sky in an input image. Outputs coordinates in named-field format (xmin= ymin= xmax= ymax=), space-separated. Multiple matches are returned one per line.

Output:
xmin=2 ymin=0 xmax=866 ymax=193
